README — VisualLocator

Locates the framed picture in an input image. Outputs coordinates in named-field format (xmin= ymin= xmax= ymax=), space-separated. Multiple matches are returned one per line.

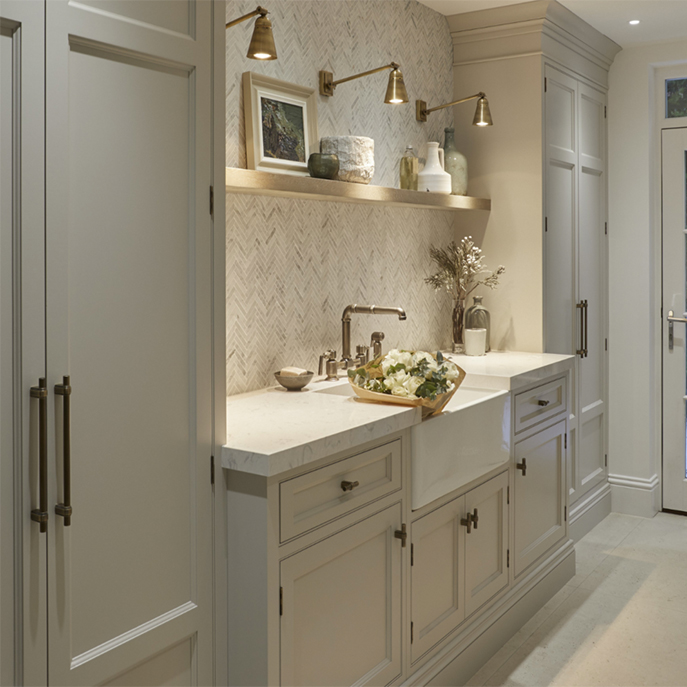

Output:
xmin=243 ymin=72 xmax=318 ymax=176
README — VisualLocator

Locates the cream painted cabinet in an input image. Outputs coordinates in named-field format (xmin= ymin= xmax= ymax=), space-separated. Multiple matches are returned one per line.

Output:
xmin=513 ymin=420 xmax=567 ymax=577
xmin=1 ymin=1 xmax=223 ymax=684
xmin=280 ymin=504 xmax=403 ymax=687
xmin=410 ymin=472 xmax=509 ymax=664
xmin=544 ymin=63 xmax=608 ymax=515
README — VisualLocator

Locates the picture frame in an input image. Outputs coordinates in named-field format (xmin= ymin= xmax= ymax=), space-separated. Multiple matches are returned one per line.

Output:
xmin=242 ymin=72 xmax=318 ymax=176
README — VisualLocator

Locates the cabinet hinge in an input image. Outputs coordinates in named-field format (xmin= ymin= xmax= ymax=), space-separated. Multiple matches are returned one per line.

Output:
xmin=605 ymin=454 xmax=608 ymax=468
xmin=507 ymin=549 xmax=510 ymax=568
xmin=545 ymin=216 xmax=548 ymax=233
xmin=211 ymin=455 xmax=215 ymax=485
xmin=544 ymin=77 xmax=547 ymax=92
xmin=605 ymin=338 xmax=608 ymax=352
xmin=411 ymin=622 xmax=414 ymax=644
xmin=564 ymin=434 xmax=567 ymax=450
xmin=605 ymin=221 xmax=608 ymax=235
xmin=209 ymin=185 xmax=214 ymax=218
xmin=411 ymin=543 xmax=414 ymax=566
xmin=604 ymin=105 xmax=607 ymax=118
xmin=507 ymin=485 xmax=510 ymax=505
xmin=280 ymin=587 xmax=283 ymax=616
xmin=564 ymin=506 xmax=567 ymax=522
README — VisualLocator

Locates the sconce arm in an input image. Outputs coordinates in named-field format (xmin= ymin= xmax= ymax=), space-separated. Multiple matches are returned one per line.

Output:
xmin=226 ymin=5 xmax=268 ymax=29
xmin=416 ymin=92 xmax=485 ymax=121
xmin=331 ymin=62 xmax=399 ymax=88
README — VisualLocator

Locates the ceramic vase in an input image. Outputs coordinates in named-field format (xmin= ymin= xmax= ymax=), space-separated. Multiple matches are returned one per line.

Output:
xmin=418 ymin=142 xmax=452 ymax=194
xmin=443 ymin=127 xmax=468 ymax=196
xmin=465 ymin=296 xmax=491 ymax=351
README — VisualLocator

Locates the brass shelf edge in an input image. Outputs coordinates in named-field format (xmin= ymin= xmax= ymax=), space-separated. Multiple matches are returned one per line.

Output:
xmin=225 ymin=167 xmax=491 ymax=212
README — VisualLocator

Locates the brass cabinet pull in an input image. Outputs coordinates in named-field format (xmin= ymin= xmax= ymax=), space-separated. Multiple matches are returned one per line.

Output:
xmin=30 ymin=378 xmax=48 ymax=533
xmin=55 ymin=375 xmax=73 ymax=525
xmin=471 ymin=508 xmax=479 ymax=530
xmin=584 ymin=300 xmax=589 ymax=358
xmin=576 ymin=301 xmax=586 ymax=358
xmin=516 ymin=458 xmax=527 ymax=477
xmin=461 ymin=515 xmax=472 ymax=534
xmin=340 ymin=480 xmax=359 ymax=492
xmin=394 ymin=523 xmax=407 ymax=547
xmin=537 ymin=399 xmax=550 ymax=407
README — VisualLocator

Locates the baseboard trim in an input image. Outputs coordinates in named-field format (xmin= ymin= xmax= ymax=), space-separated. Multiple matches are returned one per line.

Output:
xmin=609 ymin=473 xmax=660 ymax=518
xmin=569 ymin=482 xmax=611 ymax=541
xmin=403 ymin=540 xmax=575 ymax=686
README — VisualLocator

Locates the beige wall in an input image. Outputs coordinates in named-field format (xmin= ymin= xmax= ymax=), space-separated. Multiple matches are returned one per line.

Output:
xmin=452 ymin=55 xmax=545 ymax=353
xmin=225 ymin=0 xmax=462 ymax=396
xmin=607 ymin=39 xmax=687 ymax=515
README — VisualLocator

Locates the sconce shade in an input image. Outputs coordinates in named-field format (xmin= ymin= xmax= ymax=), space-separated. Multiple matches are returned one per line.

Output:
xmin=384 ymin=67 xmax=409 ymax=104
xmin=247 ymin=14 xmax=277 ymax=60
xmin=473 ymin=96 xmax=493 ymax=126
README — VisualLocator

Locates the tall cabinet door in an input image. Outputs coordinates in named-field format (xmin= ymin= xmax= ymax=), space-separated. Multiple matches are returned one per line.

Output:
xmin=1 ymin=3 xmax=47 ymax=685
xmin=44 ymin=2 xmax=214 ymax=685
xmin=576 ymin=82 xmax=608 ymax=500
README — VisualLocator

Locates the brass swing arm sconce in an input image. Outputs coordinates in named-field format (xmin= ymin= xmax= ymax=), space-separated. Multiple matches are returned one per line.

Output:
xmin=226 ymin=5 xmax=277 ymax=61
xmin=319 ymin=62 xmax=409 ymax=104
xmin=416 ymin=91 xmax=493 ymax=125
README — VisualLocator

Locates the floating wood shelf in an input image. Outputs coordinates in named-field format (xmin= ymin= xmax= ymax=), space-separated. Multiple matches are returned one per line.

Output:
xmin=225 ymin=168 xmax=491 ymax=212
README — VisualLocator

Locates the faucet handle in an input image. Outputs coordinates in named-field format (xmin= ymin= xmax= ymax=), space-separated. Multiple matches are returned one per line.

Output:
xmin=318 ymin=349 xmax=337 ymax=375
xmin=356 ymin=345 xmax=370 ymax=366
xmin=370 ymin=332 xmax=385 ymax=359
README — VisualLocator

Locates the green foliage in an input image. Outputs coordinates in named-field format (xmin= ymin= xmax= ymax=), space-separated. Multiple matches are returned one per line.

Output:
xmin=667 ymin=79 xmax=687 ymax=119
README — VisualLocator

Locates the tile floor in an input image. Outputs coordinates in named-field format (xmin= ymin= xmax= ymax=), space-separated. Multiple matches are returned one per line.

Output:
xmin=466 ymin=512 xmax=687 ymax=687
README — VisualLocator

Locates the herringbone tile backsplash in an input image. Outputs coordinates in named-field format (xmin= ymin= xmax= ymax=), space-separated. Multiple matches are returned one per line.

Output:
xmin=226 ymin=0 xmax=458 ymax=396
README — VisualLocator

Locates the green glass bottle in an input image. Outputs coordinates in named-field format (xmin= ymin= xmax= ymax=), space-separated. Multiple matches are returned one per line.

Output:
xmin=399 ymin=146 xmax=418 ymax=191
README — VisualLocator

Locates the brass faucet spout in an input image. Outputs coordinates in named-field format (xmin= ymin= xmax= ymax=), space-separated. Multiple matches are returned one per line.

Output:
xmin=340 ymin=304 xmax=407 ymax=364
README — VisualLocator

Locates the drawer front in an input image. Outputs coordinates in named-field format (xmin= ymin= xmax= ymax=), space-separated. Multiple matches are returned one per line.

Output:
xmin=279 ymin=440 xmax=402 ymax=542
xmin=514 ymin=377 xmax=567 ymax=435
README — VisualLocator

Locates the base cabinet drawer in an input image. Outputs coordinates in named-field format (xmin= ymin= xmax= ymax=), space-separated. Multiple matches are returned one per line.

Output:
xmin=410 ymin=471 xmax=509 ymax=664
xmin=280 ymin=504 xmax=403 ymax=687
xmin=514 ymin=377 xmax=566 ymax=435
xmin=514 ymin=420 xmax=567 ymax=576
xmin=280 ymin=440 xmax=402 ymax=542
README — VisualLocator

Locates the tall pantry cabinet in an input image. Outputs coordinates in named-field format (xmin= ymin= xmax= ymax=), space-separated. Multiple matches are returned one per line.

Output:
xmin=447 ymin=0 xmax=620 ymax=539
xmin=0 ymin=2 xmax=225 ymax=685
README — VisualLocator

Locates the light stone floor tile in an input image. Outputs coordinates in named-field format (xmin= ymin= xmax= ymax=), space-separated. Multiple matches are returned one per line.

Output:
xmin=469 ymin=512 xmax=687 ymax=687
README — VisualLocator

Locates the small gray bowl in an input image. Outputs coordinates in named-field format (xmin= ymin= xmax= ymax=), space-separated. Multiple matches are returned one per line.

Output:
xmin=274 ymin=371 xmax=314 ymax=391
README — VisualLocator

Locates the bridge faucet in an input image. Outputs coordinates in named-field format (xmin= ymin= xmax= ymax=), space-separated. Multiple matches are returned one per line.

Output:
xmin=341 ymin=305 xmax=407 ymax=368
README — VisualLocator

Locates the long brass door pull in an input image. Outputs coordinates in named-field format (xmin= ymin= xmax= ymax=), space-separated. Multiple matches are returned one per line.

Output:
xmin=55 ymin=375 xmax=73 ymax=525
xmin=30 ymin=378 xmax=49 ymax=533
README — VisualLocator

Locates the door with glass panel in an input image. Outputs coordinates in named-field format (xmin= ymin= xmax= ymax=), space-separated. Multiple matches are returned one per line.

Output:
xmin=663 ymin=126 xmax=687 ymax=513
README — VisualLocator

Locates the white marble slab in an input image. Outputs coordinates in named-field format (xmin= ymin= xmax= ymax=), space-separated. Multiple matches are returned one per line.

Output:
xmin=446 ymin=351 xmax=574 ymax=391
xmin=222 ymin=351 xmax=574 ymax=478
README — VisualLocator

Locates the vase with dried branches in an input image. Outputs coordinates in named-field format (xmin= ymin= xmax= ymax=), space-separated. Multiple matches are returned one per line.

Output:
xmin=425 ymin=237 xmax=505 ymax=352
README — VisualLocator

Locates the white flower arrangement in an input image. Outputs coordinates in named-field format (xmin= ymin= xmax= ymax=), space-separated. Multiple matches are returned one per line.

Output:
xmin=348 ymin=349 xmax=461 ymax=401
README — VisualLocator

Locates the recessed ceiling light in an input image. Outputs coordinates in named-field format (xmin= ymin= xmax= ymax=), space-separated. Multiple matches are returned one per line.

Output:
xmin=629 ymin=19 xmax=640 ymax=25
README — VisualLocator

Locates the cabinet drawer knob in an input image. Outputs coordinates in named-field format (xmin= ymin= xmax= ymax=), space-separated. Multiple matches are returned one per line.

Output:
xmin=537 ymin=399 xmax=550 ymax=407
xmin=516 ymin=458 xmax=527 ymax=476
xmin=341 ymin=480 xmax=360 ymax=492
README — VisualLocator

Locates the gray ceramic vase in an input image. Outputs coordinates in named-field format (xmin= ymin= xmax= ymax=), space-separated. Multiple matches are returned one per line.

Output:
xmin=307 ymin=153 xmax=339 ymax=180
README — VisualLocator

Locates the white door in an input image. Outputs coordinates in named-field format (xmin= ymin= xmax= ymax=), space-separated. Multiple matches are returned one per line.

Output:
xmin=1 ymin=2 xmax=48 ymax=685
xmin=43 ymin=1 xmax=214 ymax=684
xmin=662 ymin=127 xmax=687 ymax=513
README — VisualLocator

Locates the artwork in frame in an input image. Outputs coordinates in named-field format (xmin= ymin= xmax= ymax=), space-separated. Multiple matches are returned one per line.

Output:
xmin=243 ymin=72 xmax=318 ymax=176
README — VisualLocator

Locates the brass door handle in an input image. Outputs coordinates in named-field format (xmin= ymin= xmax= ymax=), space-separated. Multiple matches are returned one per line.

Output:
xmin=30 ymin=378 xmax=48 ymax=533
xmin=55 ymin=376 xmax=73 ymax=525
xmin=576 ymin=300 xmax=588 ymax=358
xmin=537 ymin=399 xmax=550 ymax=407
xmin=471 ymin=508 xmax=479 ymax=530
xmin=394 ymin=523 xmax=407 ymax=547
xmin=584 ymin=300 xmax=589 ymax=357
xmin=341 ymin=480 xmax=359 ymax=492
xmin=516 ymin=458 xmax=527 ymax=476
xmin=461 ymin=515 xmax=472 ymax=534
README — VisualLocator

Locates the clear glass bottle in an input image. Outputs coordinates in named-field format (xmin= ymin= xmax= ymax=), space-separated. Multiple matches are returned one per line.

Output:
xmin=465 ymin=296 xmax=491 ymax=351
xmin=443 ymin=127 xmax=468 ymax=196
xmin=399 ymin=146 xmax=418 ymax=191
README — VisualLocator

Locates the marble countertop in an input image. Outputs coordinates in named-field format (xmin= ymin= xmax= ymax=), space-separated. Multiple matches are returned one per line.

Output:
xmin=222 ymin=351 xmax=575 ymax=477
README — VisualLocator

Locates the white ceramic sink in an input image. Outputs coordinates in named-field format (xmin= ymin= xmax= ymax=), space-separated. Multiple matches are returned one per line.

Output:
xmin=313 ymin=382 xmax=355 ymax=397
xmin=410 ymin=386 xmax=511 ymax=510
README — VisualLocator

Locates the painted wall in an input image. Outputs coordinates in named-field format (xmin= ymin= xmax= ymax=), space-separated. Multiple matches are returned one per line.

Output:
xmin=225 ymin=0 xmax=463 ymax=396
xmin=607 ymin=39 xmax=687 ymax=516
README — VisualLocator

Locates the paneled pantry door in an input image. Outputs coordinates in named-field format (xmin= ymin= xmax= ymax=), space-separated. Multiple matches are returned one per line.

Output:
xmin=663 ymin=126 xmax=687 ymax=513
xmin=1 ymin=1 xmax=218 ymax=684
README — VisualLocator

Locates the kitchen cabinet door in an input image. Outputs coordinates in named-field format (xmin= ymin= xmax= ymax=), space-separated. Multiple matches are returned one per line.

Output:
xmin=410 ymin=497 xmax=466 ymax=664
xmin=280 ymin=504 xmax=403 ymax=687
xmin=464 ymin=472 xmax=509 ymax=618
xmin=514 ymin=421 xmax=567 ymax=577
xmin=43 ymin=1 xmax=215 ymax=684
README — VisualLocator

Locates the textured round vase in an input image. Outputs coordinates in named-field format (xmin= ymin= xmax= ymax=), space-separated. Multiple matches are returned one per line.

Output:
xmin=443 ymin=127 xmax=468 ymax=196
xmin=307 ymin=153 xmax=339 ymax=180
xmin=320 ymin=136 xmax=375 ymax=184
xmin=418 ymin=142 xmax=452 ymax=194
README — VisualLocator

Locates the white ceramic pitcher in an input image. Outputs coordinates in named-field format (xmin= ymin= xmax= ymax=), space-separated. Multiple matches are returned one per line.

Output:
xmin=418 ymin=142 xmax=452 ymax=194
